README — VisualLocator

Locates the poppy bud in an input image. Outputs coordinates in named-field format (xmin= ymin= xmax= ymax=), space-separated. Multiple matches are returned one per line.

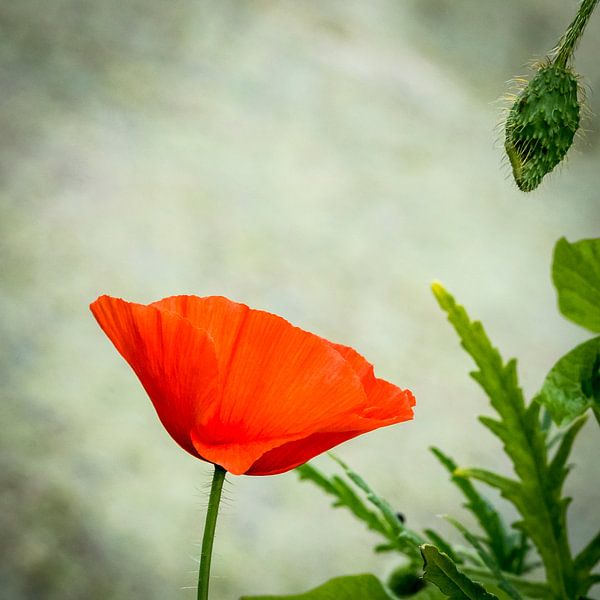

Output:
xmin=504 ymin=63 xmax=581 ymax=192
xmin=387 ymin=564 xmax=425 ymax=597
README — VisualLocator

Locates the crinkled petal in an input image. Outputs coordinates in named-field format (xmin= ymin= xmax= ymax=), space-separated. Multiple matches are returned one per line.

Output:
xmin=90 ymin=295 xmax=220 ymax=456
xmin=208 ymin=307 xmax=369 ymax=436
xmin=329 ymin=342 xmax=377 ymax=390
xmin=151 ymin=296 xmax=378 ymax=473
xmin=245 ymin=431 xmax=363 ymax=476
xmin=246 ymin=398 xmax=414 ymax=476
xmin=330 ymin=341 xmax=416 ymax=420
xmin=190 ymin=430 xmax=311 ymax=475
xmin=151 ymin=295 xmax=249 ymax=380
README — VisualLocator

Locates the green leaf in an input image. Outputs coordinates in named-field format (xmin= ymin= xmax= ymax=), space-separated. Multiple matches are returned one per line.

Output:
xmin=240 ymin=574 xmax=396 ymax=600
xmin=430 ymin=447 xmax=524 ymax=573
xmin=552 ymin=237 xmax=600 ymax=333
xmin=330 ymin=454 xmax=424 ymax=559
xmin=432 ymin=283 xmax=577 ymax=598
xmin=460 ymin=568 xmax=552 ymax=599
xmin=537 ymin=337 xmax=600 ymax=426
xmin=421 ymin=545 xmax=499 ymax=599
xmin=547 ymin=416 xmax=587 ymax=493
xmin=453 ymin=469 xmax=520 ymax=501
xmin=424 ymin=529 xmax=462 ymax=565
xmin=575 ymin=530 xmax=600 ymax=574
xmin=574 ymin=530 xmax=600 ymax=596
xmin=444 ymin=517 xmax=522 ymax=600
xmin=297 ymin=463 xmax=389 ymax=539
xmin=296 ymin=460 xmax=422 ymax=564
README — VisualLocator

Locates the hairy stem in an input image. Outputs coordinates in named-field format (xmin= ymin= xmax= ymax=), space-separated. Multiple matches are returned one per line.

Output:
xmin=554 ymin=0 xmax=599 ymax=68
xmin=197 ymin=465 xmax=226 ymax=600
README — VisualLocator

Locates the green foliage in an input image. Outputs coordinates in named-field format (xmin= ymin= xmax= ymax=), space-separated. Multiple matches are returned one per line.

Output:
xmin=537 ymin=337 xmax=600 ymax=426
xmin=240 ymin=574 xmax=397 ymax=600
xmin=574 ymin=531 xmax=600 ymax=590
xmin=296 ymin=277 xmax=595 ymax=600
xmin=539 ymin=237 xmax=600 ymax=426
xmin=297 ymin=439 xmax=554 ymax=599
xmin=432 ymin=283 xmax=593 ymax=599
xmin=296 ymin=458 xmax=423 ymax=565
xmin=459 ymin=569 xmax=551 ymax=600
xmin=430 ymin=447 xmax=529 ymax=575
xmin=421 ymin=545 xmax=499 ymax=600
xmin=552 ymin=237 xmax=600 ymax=333
xmin=504 ymin=64 xmax=580 ymax=192
xmin=423 ymin=529 xmax=462 ymax=565
xmin=444 ymin=517 xmax=522 ymax=600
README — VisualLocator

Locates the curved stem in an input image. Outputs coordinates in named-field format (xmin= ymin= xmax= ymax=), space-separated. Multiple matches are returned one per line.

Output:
xmin=554 ymin=0 xmax=599 ymax=68
xmin=197 ymin=465 xmax=226 ymax=600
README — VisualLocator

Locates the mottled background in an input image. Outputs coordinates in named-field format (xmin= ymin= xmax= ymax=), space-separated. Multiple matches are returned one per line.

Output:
xmin=1 ymin=1 xmax=599 ymax=598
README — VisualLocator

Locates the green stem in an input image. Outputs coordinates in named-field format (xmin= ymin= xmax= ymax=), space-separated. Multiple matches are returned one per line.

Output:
xmin=554 ymin=0 xmax=599 ymax=68
xmin=197 ymin=465 xmax=226 ymax=600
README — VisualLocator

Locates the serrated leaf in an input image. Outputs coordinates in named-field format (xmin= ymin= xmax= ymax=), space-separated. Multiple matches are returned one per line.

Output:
xmin=297 ymin=460 xmax=422 ymax=564
xmin=510 ymin=532 xmax=533 ymax=576
xmin=547 ymin=416 xmax=587 ymax=493
xmin=575 ymin=530 xmax=600 ymax=573
xmin=421 ymin=545 xmax=499 ymax=599
xmin=432 ymin=283 xmax=577 ymax=598
xmin=461 ymin=568 xmax=552 ymax=599
xmin=444 ymin=517 xmax=522 ymax=600
xmin=330 ymin=454 xmax=424 ymax=560
xmin=478 ymin=416 xmax=506 ymax=440
xmin=424 ymin=529 xmax=462 ymax=565
xmin=552 ymin=237 xmax=600 ymax=333
xmin=454 ymin=469 xmax=520 ymax=502
xmin=537 ymin=337 xmax=600 ymax=426
xmin=240 ymin=574 xmax=396 ymax=600
xmin=296 ymin=463 xmax=388 ymax=539
xmin=430 ymin=447 xmax=522 ymax=573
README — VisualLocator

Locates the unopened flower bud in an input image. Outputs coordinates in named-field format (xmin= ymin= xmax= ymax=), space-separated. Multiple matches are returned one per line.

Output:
xmin=504 ymin=64 xmax=580 ymax=192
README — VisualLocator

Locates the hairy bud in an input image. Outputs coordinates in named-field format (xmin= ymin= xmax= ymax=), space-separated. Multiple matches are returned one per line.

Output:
xmin=504 ymin=64 xmax=580 ymax=192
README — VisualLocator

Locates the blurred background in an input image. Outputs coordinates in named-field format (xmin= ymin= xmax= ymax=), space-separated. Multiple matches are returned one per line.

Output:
xmin=1 ymin=1 xmax=599 ymax=598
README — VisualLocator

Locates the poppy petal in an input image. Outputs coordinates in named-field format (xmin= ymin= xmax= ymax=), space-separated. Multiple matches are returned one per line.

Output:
xmin=361 ymin=379 xmax=416 ymax=420
xmin=187 ymin=307 xmax=377 ymax=471
xmin=210 ymin=309 xmax=369 ymax=435
xmin=90 ymin=295 xmax=220 ymax=456
xmin=245 ymin=396 xmax=414 ymax=476
xmin=150 ymin=296 xmax=250 ymax=381
xmin=190 ymin=430 xmax=311 ymax=475
xmin=330 ymin=341 xmax=415 ymax=420
xmin=329 ymin=342 xmax=377 ymax=390
xmin=245 ymin=430 xmax=362 ymax=476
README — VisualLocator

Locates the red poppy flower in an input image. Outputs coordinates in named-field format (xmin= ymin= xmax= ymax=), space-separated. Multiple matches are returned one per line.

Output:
xmin=90 ymin=295 xmax=415 ymax=476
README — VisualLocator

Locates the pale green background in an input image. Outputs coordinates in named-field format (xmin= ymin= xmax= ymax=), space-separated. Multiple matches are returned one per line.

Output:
xmin=1 ymin=1 xmax=599 ymax=598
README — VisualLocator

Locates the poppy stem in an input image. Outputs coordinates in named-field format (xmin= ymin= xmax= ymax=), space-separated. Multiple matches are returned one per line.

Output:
xmin=197 ymin=464 xmax=226 ymax=600
xmin=554 ymin=0 xmax=599 ymax=69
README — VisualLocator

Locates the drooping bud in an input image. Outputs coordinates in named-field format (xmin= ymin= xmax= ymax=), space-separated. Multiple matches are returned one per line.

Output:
xmin=504 ymin=63 xmax=580 ymax=192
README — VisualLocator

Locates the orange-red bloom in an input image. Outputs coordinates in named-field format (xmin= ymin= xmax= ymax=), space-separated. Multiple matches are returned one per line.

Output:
xmin=90 ymin=295 xmax=415 ymax=476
